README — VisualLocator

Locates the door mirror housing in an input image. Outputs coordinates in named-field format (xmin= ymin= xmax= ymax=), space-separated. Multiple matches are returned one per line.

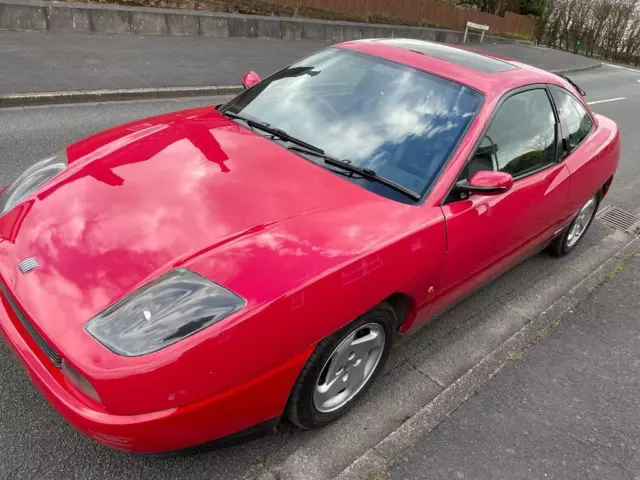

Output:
xmin=456 ymin=171 xmax=513 ymax=196
xmin=242 ymin=71 xmax=261 ymax=89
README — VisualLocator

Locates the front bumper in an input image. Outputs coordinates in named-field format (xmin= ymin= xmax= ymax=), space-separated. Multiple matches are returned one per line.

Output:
xmin=0 ymin=283 xmax=310 ymax=453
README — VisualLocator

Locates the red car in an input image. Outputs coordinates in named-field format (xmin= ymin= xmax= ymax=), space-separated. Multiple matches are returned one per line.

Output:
xmin=0 ymin=39 xmax=619 ymax=453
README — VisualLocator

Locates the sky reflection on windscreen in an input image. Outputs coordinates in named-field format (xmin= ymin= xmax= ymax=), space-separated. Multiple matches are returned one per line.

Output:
xmin=228 ymin=48 xmax=483 ymax=196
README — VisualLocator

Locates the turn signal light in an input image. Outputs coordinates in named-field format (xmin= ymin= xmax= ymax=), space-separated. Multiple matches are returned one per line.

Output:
xmin=61 ymin=360 xmax=101 ymax=404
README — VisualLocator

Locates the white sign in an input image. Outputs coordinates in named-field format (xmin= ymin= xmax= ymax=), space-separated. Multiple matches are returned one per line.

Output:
xmin=464 ymin=21 xmax=489 ymax=43
xmin=466 ymin=21 xmax=490 ymax=31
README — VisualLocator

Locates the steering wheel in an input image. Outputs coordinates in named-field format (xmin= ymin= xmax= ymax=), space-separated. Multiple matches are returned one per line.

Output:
xmin=309 ymin=96 xmax=340 ymax=120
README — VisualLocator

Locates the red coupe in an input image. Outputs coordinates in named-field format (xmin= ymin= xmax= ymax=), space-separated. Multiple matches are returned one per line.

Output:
xmin=0 ymin=39 xmax=619 ymax=453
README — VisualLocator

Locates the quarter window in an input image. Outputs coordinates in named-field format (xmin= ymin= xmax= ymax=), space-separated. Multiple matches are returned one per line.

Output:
xmin=479 ymin=89 xmax=557 ymax=178
xmin=551 ymin=87 xmax=593 ymax=150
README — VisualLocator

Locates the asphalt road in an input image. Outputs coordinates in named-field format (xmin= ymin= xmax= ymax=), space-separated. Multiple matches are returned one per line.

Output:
xmin=0 ymin=65 xmax=638 ymax=480
xmin=0 ymin=32 xmax=327 ymax=94
xmin=0 ymin=31 xmax=600 ymax=94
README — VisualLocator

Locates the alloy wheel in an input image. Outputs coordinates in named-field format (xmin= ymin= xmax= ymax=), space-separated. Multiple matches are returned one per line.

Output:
xmin=313 ymin=323 xmax=385 ymax=413
xmin=567 ymin=195 xmax=598 ymax=247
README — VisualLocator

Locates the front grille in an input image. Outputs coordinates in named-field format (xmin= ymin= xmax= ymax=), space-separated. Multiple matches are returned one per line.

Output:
xmin=0 ymin=281 xmax=62 ymax=368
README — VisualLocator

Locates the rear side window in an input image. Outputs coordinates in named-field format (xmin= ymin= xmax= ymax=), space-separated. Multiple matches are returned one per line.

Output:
xmin=551 ymin=87 xmax=593 ymax=150
xmin=480 ymin=89 xmax=557 ymax=178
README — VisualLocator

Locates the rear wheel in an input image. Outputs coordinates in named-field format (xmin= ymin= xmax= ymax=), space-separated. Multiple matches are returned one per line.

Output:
xmin=286 ymin=303 xmax=396 ymax=429
xmin=548 ymin=191 xmax=601 ymax=257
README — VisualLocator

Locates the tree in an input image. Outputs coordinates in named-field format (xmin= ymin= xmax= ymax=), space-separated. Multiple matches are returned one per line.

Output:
xmin=533 ymin=0 xmax=640 ymax=65
xmin=519 ymin=0 xmax=548 ymax=16
xmin=467 ymin=0 xmax=508 ymax=15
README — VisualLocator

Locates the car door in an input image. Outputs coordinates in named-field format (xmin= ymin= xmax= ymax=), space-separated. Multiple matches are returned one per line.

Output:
xmin=549 ymin=85 xmax=600 ymax=218
xmin=430 ymin=86 xmax=572 ymax=315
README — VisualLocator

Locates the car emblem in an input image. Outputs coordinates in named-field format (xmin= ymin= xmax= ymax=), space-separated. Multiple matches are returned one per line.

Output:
xmin=18 ymin=257 xmax=39 ymax=275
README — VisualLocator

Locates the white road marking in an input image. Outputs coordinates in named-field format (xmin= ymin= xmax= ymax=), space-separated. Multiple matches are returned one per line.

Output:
xmin=587 ymin=97 xmax=627 ymax=105
xmin=603 ymin=63 xmax=640 ymax=73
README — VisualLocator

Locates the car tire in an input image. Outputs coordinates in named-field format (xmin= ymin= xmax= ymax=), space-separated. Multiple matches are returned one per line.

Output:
xmin=285 ymin=303 xmax=396 ymax=429
xmin=548 ymin=190 xmax=601 ymax=257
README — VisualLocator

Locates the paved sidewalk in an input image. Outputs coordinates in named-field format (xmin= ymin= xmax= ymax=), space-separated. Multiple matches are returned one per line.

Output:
xmin=0 ymin=30 xmax=600 ymax=94
xmin=389 ymin=250 xmax=640 ymax=480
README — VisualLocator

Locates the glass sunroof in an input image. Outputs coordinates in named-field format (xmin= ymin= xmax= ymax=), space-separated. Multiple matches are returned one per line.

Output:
xmin=377 ymin=39 xmax=518 ymax=73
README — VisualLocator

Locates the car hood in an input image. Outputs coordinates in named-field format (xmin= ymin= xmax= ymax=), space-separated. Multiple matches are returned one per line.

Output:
xmin=0 ymin=106 xmax=404 ymax=348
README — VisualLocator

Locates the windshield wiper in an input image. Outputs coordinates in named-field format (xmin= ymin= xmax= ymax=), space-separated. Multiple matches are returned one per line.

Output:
xmin=287 ymin=146 xmax=421 ymax=201
xmin=223 ymin=112 xmax=422 ymax=201
xmin=222 ymin=111 xmax=324 ymax=153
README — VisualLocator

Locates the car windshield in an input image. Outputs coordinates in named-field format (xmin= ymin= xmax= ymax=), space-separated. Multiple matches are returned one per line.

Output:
xmin=221 ymin=47 xmax=484 ymax=202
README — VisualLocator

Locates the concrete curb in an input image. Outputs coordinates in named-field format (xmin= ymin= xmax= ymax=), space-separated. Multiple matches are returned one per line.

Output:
xmin=0 ymin=0 xmax=518 ymax=44
xmin=552 ymin=62 xmax=603 ymax=75
xmin=0 ymin=62 xmax=600 ymax=108
xmin=334 ymin=232 xmax=640 ymax=480
xmin=0 ymin=85 xmax=244 ymax=108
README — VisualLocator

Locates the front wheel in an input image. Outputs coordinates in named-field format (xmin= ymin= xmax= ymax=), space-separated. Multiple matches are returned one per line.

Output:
xmin=548 ymin=191 xmax=601 ymax=257
xmin=285 ymin=304 xmax=396 ymax=429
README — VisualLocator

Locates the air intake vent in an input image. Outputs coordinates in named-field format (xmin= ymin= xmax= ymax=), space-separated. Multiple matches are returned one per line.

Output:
xmin=0 ymin=281 xmax=62 ymax=368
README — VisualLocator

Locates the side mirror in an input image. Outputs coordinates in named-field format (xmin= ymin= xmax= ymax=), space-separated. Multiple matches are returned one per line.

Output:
xmin=456 ymin=171 xmax=513 ymax=196
xmin=242 ymin=71 xmax=261 ymax=89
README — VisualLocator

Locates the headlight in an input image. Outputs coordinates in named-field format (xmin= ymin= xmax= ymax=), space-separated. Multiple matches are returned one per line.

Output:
xmin=0 ymin=151 xmax=68 ymax=216
xmin=85 ymin=269 xmax=245 ymax=357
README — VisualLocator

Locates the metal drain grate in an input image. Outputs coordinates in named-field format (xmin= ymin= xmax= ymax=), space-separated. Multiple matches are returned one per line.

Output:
xmin=597 ymin=205 xmax=640 ymax=236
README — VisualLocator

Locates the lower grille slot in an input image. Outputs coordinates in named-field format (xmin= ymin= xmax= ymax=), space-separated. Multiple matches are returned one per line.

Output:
xmin=0 ymin=281 xmax=62 ymax=368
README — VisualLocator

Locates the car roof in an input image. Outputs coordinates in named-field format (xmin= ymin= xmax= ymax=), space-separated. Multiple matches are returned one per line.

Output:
xmin=377 ymin=38 xmax=518 ymax=73
xmin=337 ymin=39 xmax=564 ymax=98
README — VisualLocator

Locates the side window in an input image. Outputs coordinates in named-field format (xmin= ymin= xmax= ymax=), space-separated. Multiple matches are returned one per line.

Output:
xmin=483 ymin=89 xmax=557 ymax=178
xmin=551 ymin=87 xmax=593 ymax=150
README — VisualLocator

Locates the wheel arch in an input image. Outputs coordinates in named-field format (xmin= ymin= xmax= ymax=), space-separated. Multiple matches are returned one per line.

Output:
xmin=602 ymin=175 xmax=614 ymax=198
xmin=383 ymin=292 xmax=416 ymax=332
